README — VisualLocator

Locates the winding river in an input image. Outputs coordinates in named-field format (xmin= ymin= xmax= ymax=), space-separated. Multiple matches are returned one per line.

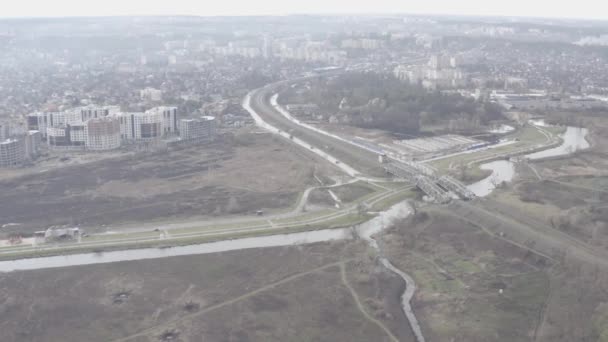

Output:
xmin=355 ymin=201 xmax=426 ymax=342
xmin=468 ymin=124 xmax=590 ymax=197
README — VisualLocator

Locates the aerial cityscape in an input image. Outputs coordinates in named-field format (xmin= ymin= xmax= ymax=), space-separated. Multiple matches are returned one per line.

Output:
xmin=1 ymin=9 xmax=608 ymax=342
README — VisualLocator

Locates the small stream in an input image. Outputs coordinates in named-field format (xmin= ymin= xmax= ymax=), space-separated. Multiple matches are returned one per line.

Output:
xmin=468 ymin=124 xmax=590 ymax=197
xmin=355 ymin=201 xmax=426 ymax=342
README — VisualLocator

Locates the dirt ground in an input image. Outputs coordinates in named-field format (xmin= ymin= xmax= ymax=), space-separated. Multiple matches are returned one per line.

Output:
xmin=489 ymin=113 xmax=608 ymax=251
xmin=0 ymin=241 xmax=412 ymax=342
xmin=382 ymin=209 xmax=608 ymax=342
xmin=415 ymin=112 xmax=608 ymax=342
xmin=0 ymin=130 xmax=339 ymax=235
xmin=381 ymin=211 xmax=551 ymax=342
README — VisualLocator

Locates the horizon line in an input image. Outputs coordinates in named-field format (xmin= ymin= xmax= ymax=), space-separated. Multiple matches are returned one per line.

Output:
xmin=0 ymin=12 xmax=607 ymax=23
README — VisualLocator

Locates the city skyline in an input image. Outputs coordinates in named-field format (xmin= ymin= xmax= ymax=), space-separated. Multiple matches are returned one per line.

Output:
xmin=1 ymin=0 xmax=607 ymax=21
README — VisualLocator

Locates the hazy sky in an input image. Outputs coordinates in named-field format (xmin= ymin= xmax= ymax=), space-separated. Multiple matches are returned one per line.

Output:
xmin=2 ymin=0 xmax=607 ymax=20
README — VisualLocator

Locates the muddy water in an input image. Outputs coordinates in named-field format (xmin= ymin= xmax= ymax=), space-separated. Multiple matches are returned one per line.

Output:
xmin=526 ymin=126 xmax=590 ymax=160
xmin=468 ymin=160 xmax=516 ymax=197
xmin=355 ymin=201 xmax=426 ymax=342
xmin=467 ymin=125 xmax=590 ymax=197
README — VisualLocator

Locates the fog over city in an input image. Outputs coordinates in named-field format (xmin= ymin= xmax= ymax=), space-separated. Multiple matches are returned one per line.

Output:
xmin=1 ymin=3 xmax=608 ymax=342
xmin=2 ymin=0 xmax=608 ymax=19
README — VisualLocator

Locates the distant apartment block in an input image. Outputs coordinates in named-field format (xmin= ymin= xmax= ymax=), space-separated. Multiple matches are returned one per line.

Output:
xmin=115 ymin=111 xmax=163 ymax=141
xmin=24 ymin=131 xmax=41 ymax=158
xmin=140 ymin=87 xmax=163 ymax=101
xmin=28 ymin=105 xmax=177 ymax=149
xmin=27 ymin=112 xmax=66 ymax=138
xmin=85 ymin=117 xmax=121 ymax=150
xmin=47 ymin=126 xmax=71 ymax=148
xmin=146 ymin=106 xmax=178 ymax=136
xmin=0 ymin=139 xmax=24 ymax=167
xmin=0 ymin=122 xmax=9 ymax=141
xmin=66 ymin=105 xmax=119 ymax=123
xmin=179 ymin=116 xmax=216 ymax=141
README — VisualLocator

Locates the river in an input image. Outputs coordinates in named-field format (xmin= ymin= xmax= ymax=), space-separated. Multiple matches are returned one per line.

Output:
xmin=0 ymin=198 xmax=424 ymax=341
xmin=0 ymin=228 xmax=352 ymax=272
xmin=468 ymin=124 xmax=590 ymax=197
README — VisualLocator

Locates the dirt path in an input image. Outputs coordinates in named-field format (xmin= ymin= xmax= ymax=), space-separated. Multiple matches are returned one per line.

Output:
xmin=429 ymin=205 xmax=556 ymax=263
xmin=547 ymin=179 xmax=608 ymax=195
xmin=340 ymin=263 xmax=399 ymax=342
xmin=451 ymin=200 xmax=608 ymax=268
xmin=111 ymin=259 xmax=355 ymax=342
xmin=533 ymin=266 xmax=555 ymax=341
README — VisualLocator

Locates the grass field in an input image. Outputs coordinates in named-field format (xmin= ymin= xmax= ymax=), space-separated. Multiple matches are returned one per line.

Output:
xmin=0 ymin=241 xmax=415 ymax=342
xmin=429 ymin=124 xmax=560 ymax=173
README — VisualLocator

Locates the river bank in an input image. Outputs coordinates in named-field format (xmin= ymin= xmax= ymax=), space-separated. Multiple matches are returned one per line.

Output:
xmin=468 ymin=124 xmax=590 ymax=197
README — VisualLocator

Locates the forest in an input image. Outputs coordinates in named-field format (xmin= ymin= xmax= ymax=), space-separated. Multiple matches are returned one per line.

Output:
xmin=282 ymin=72 xmax=503 ymax=134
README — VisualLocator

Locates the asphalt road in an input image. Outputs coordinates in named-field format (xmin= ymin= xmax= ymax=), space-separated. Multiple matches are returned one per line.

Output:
xmin=245 ymin=83 xmax=386 ymax=177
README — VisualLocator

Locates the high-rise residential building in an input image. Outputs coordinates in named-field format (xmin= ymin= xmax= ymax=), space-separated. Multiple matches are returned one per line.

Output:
xmin=146 ymin=106 xmax=178 ymax=136
xmin=85 ymin=117 xmax=121 ymax=150
xmin=47 ymin=126 xmax=71 ymax=148
xmin=0 ymin=138 xmax=24 ymax=167
xmin=179 ymin=116 xmax=217 ymax=141
xmin=68 ymin=122 xmax=87 ymax=148
xmin=66 ymin=105 xmax=118 ymax=124
xmin=114 ymin=111 xmax=163 ymax=141
xmin=24 ymin=131 xmax=41 ymax=159
xmin=27 ymin=112 xmax=66 ymax=138
xmin=0 ymin=122 xmax=9 ymax=141
xmin=262 ymin=35 xmax=273 ymax=59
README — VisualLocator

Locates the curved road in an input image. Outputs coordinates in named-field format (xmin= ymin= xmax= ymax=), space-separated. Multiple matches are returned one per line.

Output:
xmin=244 ymin=84 xmax=385 ymax=177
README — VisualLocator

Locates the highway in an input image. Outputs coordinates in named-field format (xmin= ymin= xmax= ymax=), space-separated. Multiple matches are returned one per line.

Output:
xmin=244 ymin=83 xmax=386 ymax=177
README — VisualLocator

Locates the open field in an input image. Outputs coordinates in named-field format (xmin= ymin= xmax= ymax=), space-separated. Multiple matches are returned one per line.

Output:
xmin=0 ymin=130 xmax=341 ymax=235
xmin=0 ymin=241 xmax=414 ymax=342
xmin=381 ymin=211 xmax=551 ymax=342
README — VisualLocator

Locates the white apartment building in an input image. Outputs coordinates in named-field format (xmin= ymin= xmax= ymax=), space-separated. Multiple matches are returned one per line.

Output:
xmin=140 ymin=88 xmax=163 ymax=102
xmin=67 ymin=122 xmax=87 ymax=148
xmin=0 ymin=122 xmax=9 ymax=141
xmin=61 ymin=105 xmax=120 ymax=126
xmin=146 ymin=106 xmax=178 ymax=136
xmin=114 ymin=111 xmax=163 ymax=141
xmin=394 ymin=64 xmax=465 ymax=88
xmin=24 ymin=130 xmax=41 ymax=159
xmin=0 ymin=139 xmax=23 ymax=167
xmin=46 ymin=126 xmax=71 ymax=147
xmin=27 ymin=112 xmax=66 ymax=138
xmin=179 ymin=116 xmax=216 ymax=141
